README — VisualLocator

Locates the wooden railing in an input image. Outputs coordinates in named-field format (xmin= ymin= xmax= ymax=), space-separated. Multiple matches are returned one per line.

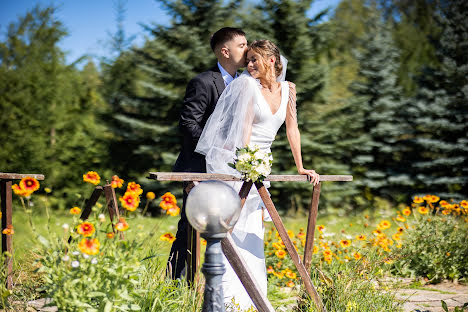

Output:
xmin=148 ymin=172 xmax=353 ymax=312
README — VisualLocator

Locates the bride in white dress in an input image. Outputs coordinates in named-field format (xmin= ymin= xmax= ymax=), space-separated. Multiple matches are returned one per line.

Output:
xmin=196 ymin=39 xmax=319 ymax=310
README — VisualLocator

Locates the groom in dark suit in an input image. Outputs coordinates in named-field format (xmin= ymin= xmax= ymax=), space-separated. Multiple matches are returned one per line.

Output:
xmin=168 ymin=27 xmax=248 ymax=279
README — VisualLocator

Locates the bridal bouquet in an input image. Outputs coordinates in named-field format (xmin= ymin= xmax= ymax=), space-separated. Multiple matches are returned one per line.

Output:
xmin=229 ymin=145 xmax=272 ymax=182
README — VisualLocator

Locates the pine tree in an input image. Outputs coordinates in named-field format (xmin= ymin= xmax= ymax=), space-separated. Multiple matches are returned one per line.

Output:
xmin=102 ymin=0 xmax=244 ymax=198
xmin=403 ymin=0 xmax=468 ymax=199
xmin=332 ymin=10 xmax=409 ymax=205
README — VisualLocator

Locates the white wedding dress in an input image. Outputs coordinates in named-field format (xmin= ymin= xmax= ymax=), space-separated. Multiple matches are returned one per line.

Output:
xmin=220 ymin=80 xmax=290 ymax=310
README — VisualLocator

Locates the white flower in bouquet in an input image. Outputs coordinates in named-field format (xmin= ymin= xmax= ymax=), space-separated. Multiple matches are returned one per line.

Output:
xmin=229 ymin=145 xmax=272 ymax=182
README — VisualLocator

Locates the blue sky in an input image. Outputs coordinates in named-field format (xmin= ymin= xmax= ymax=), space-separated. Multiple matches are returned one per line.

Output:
xmin=0 ymin=0 xmax=340 ymax=65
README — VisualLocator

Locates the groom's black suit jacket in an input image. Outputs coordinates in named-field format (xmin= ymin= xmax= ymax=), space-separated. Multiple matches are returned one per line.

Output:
xmin=173 ymin=65 xmax=226 ymax=173
xmin=168 ymin=65 xmax=225 ymax=279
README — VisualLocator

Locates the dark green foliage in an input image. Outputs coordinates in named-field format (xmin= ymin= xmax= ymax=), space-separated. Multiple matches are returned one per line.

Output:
xmin=0 ymin=6 xmax=110 ymax=207
xmin=402 ymin=0 xmax=468 ymax=199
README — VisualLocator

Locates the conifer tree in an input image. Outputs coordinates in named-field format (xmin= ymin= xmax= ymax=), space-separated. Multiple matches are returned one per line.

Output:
xmin=404 ymin=0 xmax=467 ymax=199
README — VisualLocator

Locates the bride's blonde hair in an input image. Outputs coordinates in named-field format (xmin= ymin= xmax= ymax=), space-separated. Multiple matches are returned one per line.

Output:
xmin=248 ymin=40 xmax=283 ymax=78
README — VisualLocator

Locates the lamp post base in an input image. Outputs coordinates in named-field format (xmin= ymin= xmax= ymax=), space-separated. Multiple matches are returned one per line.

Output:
xmin=202 ymin=234 xmax=226 ymax=312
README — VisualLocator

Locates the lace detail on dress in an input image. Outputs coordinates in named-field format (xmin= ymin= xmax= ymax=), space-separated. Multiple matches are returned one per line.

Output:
xmin=287 ymin=82 xmax=297 ymax=122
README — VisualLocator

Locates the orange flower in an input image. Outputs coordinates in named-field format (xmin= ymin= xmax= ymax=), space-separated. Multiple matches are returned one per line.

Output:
xmin=12 ymin=184 xmax=32 ymax=197
xmin=285 ymin=271 xmax=297 ymax=279
xmin=78 ymin=238 xmax=100 ymax=255
xmin=119 ymin=192 xmax=140 ymax=212
xmin=440 ymin=200 xmax=449 ymax=207
xmin=267 ymin=266 xmax=274 ymax=274
xmin=166 ymin=205 xmax=180 ymax=216
xmin=19 ymin=177 xmax=40 ymax=193
xmin=397 ymin=227 xmax=404 ymax=233
xmin=356 ymin=234 xmax=366 ymax=241
xmin=402 ymin=208 xmax=411 ymax=216
xmin=322 ymin=249 xmax=333 ymax=257
xmin=460 ymin=200 xmax=468 ymax=209
xmin=201 ymin=238 xmax=207 ymax=246
xmin=83 ymin=171 xmax=100 ymax=185
xmin=106 ymin=232 xmax=115 ymax=239
xmin=418 ymin=206 xmax=429 ymax=215
xmin=146 ymin=192 xmax=156 ymax=200
xmin=111 ymin=175 xmax=124 ymax=188
xmin=297 ymin=231 xmax=306 ymax=239
xmin=429 ymin=195 xmax=440 ymax=203
xmin=441 ymin=209 xmax=451 ymax=215
xmin=313 ymin=245 xmax=319 ymax=254
xmin=77 ymin=222 xmax=95 ymax=237
xmin=161 ymin=192 xmax=177 ymax=204
xmin=126 ymin=182 xmax=143 ymax=196
xmin=340 ymin=240 xmax=351 ymax=248
xmin=2 ymin=225 xmax=14 ymax=235
xmin=423 ymin=195 xmax=432 ymax=201
xmin=377 ymin=220 xmax=391 ymax=230
xmin=392 ymin=233 xmax=401 ymax=241
xmin=275 ymin=250 xmax=286 ymax=259
xmin=353 ymin=252 xmax=362 ymax=260
xmin=70 ymin=207 xmax=81 ymax=215
xmin=413 ymin=196 xmax=424 ymax=204
xmin=324 ymin=256 xmax=333 ymax=264
xmin=396 ymin=215 xmax=406 ymax=222
xmin=115 ymin=217 xmax=129 ymax=231
xmin=273 ymin=271 xmax=284 ymax=279
xmin=317 ymin=225 xmax=325 ymax=233
xmin=160 ymin=232 xmax=176 ymax=243
xmin=286 ymin=280 xmax=295 ymax=288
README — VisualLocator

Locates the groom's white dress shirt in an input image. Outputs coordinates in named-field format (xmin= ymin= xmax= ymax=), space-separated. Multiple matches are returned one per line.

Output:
xmin=218 ymin=62 xmax=238 ymax=86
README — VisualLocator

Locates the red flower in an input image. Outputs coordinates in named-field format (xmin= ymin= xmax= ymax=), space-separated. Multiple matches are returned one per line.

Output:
xmin=78 ymin=238 xmax=100 ymax=255
xmin=83 ymin=171 xmax=101 ymax=185
xmin=19 ymin=177 xmax=40 ymax=193
xmin=126 ymin=182 xmax=143 ymax=196
xmin=77 ymin=222 xmax=95 ymax=237
xmin=119 ymin=192 xmax=140 ymax=212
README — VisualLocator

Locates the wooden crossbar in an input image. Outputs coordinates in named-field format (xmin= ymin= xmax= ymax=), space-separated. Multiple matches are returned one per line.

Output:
xmin=149 ymin=172 xmax=353 ymax=312
xmin=149 ymin=172 xmax=352 ymax=182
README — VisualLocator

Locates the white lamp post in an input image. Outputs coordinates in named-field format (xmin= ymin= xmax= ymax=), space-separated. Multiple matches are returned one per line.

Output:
xmin=186 ymin=181 xmax=241 ymax=312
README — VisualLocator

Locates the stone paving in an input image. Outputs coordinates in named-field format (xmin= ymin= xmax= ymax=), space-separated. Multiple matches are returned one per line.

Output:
xmin=397 ymin=281 xmax=468 ymax=312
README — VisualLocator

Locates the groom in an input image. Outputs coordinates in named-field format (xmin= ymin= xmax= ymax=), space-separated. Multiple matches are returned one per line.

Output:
xmin=168 ymin=27 xmax=248 ymax=279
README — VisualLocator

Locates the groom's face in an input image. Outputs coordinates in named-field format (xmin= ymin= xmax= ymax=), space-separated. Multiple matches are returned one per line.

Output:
xmin=224 ymin=35 xmax=248 ymax=68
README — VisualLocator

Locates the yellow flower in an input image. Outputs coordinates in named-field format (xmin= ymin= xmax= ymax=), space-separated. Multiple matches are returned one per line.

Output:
xmin=2 ymin=225 xmax=14 ymax=235
xmin=115 ymin=217 xmax=129 ymax=231
xmin=322 ymin=249 xmax=333 ymax=257
xmin=356 ymin=234 xmax=366 ymax=241
xmin=12 ymin=184 xmax=32 ymax=197
xmin=70 ymin=207 xmax=81 ymax=215
xmin=440 ymin=200 xmax=449 ymax=207
xmin=201 ymin=238 xmax=207 ymax=246
xmin=353 ymin=252 xmax=362 ymax=260
xmin=272 ymin=242 xmax=283 ymax=250
xmin=418 ymin=206 xmax=429 ymax=215
xmin=429 ymin=195 xmax=440 ymax=203
xmin=396 ymin=215 xmax=406 ymax=222
xmin=313 ymin=245 xmax=319 ymax=254
xmin=286 ymin=280 xmax=295 ymax=287
xmin=275 ymin=250 xmax=287 ymax=259
xmin=392 ymin=233 xmax=401 ymax=241
xmin=297 ymin=231 xmax=306 ymax=239
xmin=160 ymin=232 xmax=176 ymax=243
xmin=106 ymin=232 xmax=115 ymax=239
xmin=324 ymin=256 xmax=333 ymax=264
xmin=441 ymin=209 xmax=451 ymax=215
xmin=76 ymin=222 xmax=95 ymax=237
xmin=126 ymin=181 xmax=143 ymax=195
xmin=161 ymin=192 xmax=177 ymax=204
xmin=285 ymin=271 xmax=297 ymax=279
xmin=44 ymin=187 xmax=52 ymax=193
xmin=166 ymin=205 xmax=180 ymax=216
xmin=317 ymin=225 xmax=325 ymax=233
xmin=446 ymin=252 xmax=450 ymax=257
xmin=377 ymin=220 xmax=391 ymax=230
xmin=83 ymin=171 xmax=101 ymax=185
xmin=146 ymin=192 xmax=156 ymax=200
xmin=273 ymin=271 xmax=284 ymax=279
xmin=78 ymin=238 xmax=100 ymax=255
xmin=402 ymin=208 xmax=411 ymax=216
xmin=287 ymin=230 xmax=294 ymax=238
xmin=340 ymin=240 xmax=351 ymax=248
xmin=397 ymin=227 xmax=404 ymax=233
xmin=460 ymin=200 xmax=468 ymax=209
xmin=413 ymin=196 xmax=424 ymax=204
xmin=111 ymin=175 xmax=124 ymax=188
xmin=19 ymin=177 xmax=40 ymax=193
xmin=267 ymin=266 xmax=274 ymax=274
xmin=119 ymin=192 xmax=140 ymax=212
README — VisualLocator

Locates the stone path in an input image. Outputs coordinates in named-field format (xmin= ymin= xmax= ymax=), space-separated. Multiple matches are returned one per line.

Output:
xmin=395 ymin=281 xmax=468 ymax=312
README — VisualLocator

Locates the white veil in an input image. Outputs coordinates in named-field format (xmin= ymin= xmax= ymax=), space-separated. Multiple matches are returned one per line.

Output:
xmin=195 ymin=56 xmax=288 ymax=175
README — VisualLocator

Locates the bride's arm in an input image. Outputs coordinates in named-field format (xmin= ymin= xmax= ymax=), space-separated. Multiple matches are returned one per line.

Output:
xmin=285 ymin=82 xmax=320 ymax=185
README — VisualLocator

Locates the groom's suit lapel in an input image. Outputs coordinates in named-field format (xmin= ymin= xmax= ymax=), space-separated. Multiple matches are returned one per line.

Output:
xmin=211 ymin=65 xmax=225 ymax=98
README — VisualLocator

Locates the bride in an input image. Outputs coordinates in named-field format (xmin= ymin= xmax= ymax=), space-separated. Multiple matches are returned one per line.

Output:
xmin=195 ymin=39 xmax=319 ymax=310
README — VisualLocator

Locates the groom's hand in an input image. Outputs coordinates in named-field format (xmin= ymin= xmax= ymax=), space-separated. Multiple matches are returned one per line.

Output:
xmin=298 ymin=168 xmax=320 ymax=186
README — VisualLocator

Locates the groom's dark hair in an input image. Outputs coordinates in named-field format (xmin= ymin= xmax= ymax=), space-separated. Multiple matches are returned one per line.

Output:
xmin=210 ymin=27 xmax=246 ymax=51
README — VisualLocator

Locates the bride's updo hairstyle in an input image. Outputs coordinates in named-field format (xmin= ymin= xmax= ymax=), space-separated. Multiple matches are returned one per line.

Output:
xmin=248 ymin=40 xmax=283 ymax=78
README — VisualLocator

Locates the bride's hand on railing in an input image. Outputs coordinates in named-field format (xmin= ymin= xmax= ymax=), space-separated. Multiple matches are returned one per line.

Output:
xmin=298 ymin=168 xmax=320 ymax=185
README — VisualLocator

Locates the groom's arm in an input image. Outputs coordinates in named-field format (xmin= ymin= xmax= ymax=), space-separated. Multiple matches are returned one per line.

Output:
xmin=179 ymin=77 xmax=210 ymax=145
